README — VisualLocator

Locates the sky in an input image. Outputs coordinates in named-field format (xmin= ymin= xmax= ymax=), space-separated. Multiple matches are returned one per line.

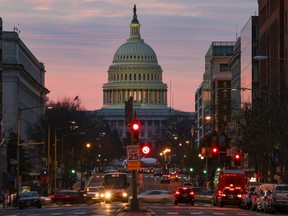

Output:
xmin=0 ymin=0 xmax=258 ymax=112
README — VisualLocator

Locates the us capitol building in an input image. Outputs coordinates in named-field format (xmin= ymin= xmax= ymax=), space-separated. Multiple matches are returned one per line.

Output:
xmin=96 ymin=5 xmax=193 ymax=147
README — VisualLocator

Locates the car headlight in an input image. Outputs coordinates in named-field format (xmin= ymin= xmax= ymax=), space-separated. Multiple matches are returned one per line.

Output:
xmin=122 ymin=192 xmax=128 ymax=197
xmin=95 ymin=193 xmax=100 ymax=198
xmin=105 ymin=192 xmax=111 ymax=199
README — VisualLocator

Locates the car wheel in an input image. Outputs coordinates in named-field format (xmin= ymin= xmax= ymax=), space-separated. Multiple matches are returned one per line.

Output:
xmin=174 ymin=200 xmax=178 ymax=205
xmin=37 ymin=203 xmax=42 ymax=208
xmin=220 ymin=202 xmax=224 ymax=207
xmin=191 ymin=201 xmax=194 ymax=206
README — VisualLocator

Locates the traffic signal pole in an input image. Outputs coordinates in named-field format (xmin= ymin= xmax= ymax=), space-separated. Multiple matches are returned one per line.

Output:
xmin=126 ymin=97 xmax=139 ymax=211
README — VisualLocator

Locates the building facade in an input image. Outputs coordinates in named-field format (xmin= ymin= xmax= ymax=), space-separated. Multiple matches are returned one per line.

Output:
xmin=0 ymin=18 xmax=49 ymax=190
xmin=258 ymin=0 xmax=288 ymax=107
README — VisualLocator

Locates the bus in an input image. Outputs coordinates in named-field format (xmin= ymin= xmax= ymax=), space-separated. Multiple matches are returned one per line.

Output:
xmin=213 ymin=169 xmax=247 ymax=207
xmin=103 ymin=173 xmax=129 ymax=203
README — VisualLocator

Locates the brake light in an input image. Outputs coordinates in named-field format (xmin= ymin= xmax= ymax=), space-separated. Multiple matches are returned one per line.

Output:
xmin=237 ymin=194 xmax=242 ymax=198
xmin=190 ymin=191 xmax=194 ymax=195
xmin=217 ymin=190 xmax=222 ymax=197
xmin=183 ymin=187 xmax=187 ymax=190
xmin=175 ymin=190 xmax=180 ymax=195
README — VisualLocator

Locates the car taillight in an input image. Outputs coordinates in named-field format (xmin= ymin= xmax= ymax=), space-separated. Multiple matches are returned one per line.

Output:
xmin=48 ymin=195 xmax=55 ymax=199
xmin=190 ymin=191 xmax=194 ymax=195
xmin=217 ymin=190 xmax=222 ymax=197
xmin=237 ymin=194 xmax=242 ymax=198
xmin=175 ymin=191 xmax=180 ymax=195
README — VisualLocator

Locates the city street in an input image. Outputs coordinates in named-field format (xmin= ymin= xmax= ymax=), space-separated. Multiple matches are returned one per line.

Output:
xmin=1 ymin=173 xmax=288 ymax=215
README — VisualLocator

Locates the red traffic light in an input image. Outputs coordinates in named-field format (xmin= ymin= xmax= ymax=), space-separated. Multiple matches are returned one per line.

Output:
xmin=234 ymin=153 xmax=241 ymax=160
xmin=132 ymin=122 xmax=140 ymax=130
xmin=212 ymin=147 xmax=218 ymax=154
xmin=141 ymin=144 xmax=151 ymax=156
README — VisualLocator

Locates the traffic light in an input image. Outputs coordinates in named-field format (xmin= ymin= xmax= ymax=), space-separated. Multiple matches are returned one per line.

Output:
xmin=71 ymin=169 xmax=76 ymax=174
xmin=131 ymin=120 xmax=140 ymax=143
xmin=211 ymin=146 xmax=218 ymax=158
xmin=234 ymin=152 xmax=241 ymax=166
xmin=141 ymin=144 xmax=151 ymax=157
xmin=189 ymin=167 xmax=193 ymax=172
xmin=212 ymin=147 xmax=218 ymax=154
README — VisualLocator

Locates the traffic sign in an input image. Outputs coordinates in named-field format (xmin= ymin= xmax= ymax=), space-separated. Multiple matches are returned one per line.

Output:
xmin=126 ymin=145 xmax=140 ymax=162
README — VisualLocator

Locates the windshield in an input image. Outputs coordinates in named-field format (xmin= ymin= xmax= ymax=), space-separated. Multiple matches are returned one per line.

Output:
xmin=104 ymin=173 xmax=127 ymax=189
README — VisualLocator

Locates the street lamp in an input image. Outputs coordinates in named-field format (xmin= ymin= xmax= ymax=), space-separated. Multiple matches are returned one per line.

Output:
xmin=53 ymin=122 xmax=77 ymax=193
xmin=80 ymin=143 xmax=91 ymax=190
xmin=17 ymin=105 xmax=51 ymax=195
xmin=160 ymin=148 xmax=171 ymax=173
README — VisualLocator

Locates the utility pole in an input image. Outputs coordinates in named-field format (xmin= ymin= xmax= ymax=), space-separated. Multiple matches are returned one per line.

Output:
xmin=125 ymin=96 xmax=139 ymax=211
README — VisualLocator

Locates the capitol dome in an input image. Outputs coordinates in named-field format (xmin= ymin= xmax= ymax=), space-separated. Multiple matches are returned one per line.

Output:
xmin=112 ymin=41 xmax=158 ymax=64
xmin=102 ymin=5 xmax=168 ymax=109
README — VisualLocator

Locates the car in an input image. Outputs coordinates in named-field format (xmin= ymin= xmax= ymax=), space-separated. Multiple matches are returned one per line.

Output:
xmin=250 ymin=183 xmax=275 ymax=211
xmin=48 ymin=190 xmax=85 ymax=204
xmin=182 ymin=182 xmax=193 ymax=188
xmin=191 ymin=187 xmax=213 ymax=203
xmin=256 ymin=189 xmax=272 ymax=212
xmin=174 ymin=187 xmax=195 ymax=205
xmin=84 ymin=186 xmax=105 ymax=203
xmin=264 ymin=184 xmax=288 ymax=213
xmin=154 ymin=168 xmax=163 ymax=176
xmin=18 ymin=191 xmax=42 ymax=210
xmin=217 ymin=187 xmax=243 ymax=207
xmin=240 ymin=186 xmax=256 ymax=209
xmin=160 ymin=175 xmax=171 ymax=184
xmin=138 ymin=190 xmax=173 ymax=203
xmin=169 ymin=172 xmax=179 ymax=182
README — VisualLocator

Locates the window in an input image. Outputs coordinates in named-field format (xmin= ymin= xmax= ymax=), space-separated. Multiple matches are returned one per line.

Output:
xmin=220 ymin=63 xmax=229 ymax=72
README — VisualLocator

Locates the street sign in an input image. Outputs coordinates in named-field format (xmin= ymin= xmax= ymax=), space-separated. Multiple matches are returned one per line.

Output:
xmin=127 ymin=145 xmax=140 ymax=162
xmin=127 ymin=161 xmax=141 ymax=170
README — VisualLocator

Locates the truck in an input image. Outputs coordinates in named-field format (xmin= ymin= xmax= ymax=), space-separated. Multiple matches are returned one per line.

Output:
xmin=212 ymin=169 xmax=247 ymax=207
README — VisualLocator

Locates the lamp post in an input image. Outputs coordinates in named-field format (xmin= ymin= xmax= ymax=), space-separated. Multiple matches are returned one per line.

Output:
xmin=80 ymin=143 xmax=91 ymax=190
xmin=17 ymin=105 xmax=50 ymax=195
xmin=53 ymin=123 xmax=77 ymax=193
xmin=160 ymin=148 xmax=171 ymax=173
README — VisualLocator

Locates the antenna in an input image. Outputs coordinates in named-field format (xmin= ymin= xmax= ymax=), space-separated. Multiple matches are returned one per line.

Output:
xmin=235 ymin=24 xmax=238 ymax=40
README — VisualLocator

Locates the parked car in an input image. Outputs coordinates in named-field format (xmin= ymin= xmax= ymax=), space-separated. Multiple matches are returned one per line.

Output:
xmin=160 ymin=175 xmax=171 ymax=184
xmin=84 ymin=186 xmax=105 ymax=203
xmin=174 ymin=187 xmax=195 ymax=205
xmin=256 ymin=189 xmax=272 ymax=212
xmin=138 ymin=190 xmax=173 ymax=203
xmin=48 ymin=190 xmax=85 ymax=204
xmin=18 ymin=191 xmax=42 ymax=210
xmin=264 ymin=184 xmax=288 ymax=214
xmin=217 ymin=187 xmax=243 ymax=207
xmin=241 ymin=186 xmax=256 ymax=209
xmin=191 ymin=187 xmax=213 ymax=203
xmin=250 ymin=184 xmax=275 ymax=211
